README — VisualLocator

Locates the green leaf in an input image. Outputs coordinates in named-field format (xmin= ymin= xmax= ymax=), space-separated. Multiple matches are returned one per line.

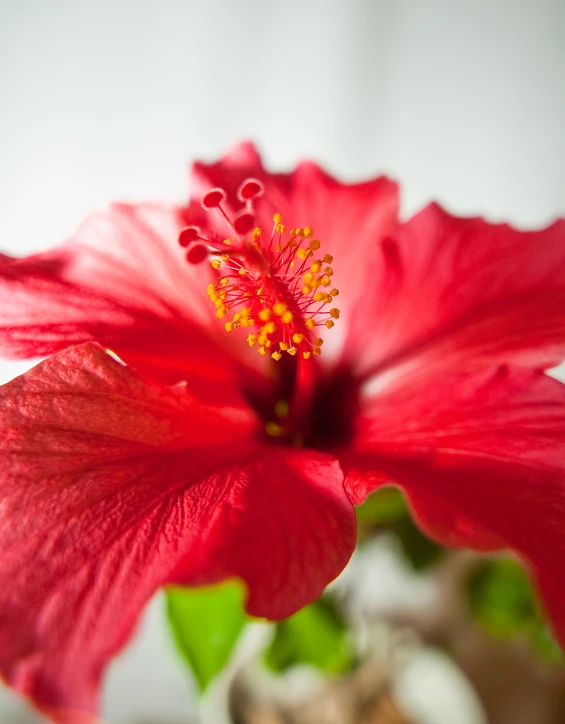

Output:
xmin=356 ymin=486 xmax=407 ymax=529
xmin=467 ymin=557 xmax=563 ymax=665
xmin=265 ymin=597 xmax=354 ymax=675
xmin=356 ymin=487 xmax=443 ymax=570
xmin=165 ymin=580 xmax=247 ymax=691
xmin=394 ymin=517 xmax=443 ymax=570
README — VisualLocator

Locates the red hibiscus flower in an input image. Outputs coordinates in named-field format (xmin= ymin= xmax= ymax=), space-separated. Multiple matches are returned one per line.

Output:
xmin=1 ymin=142 xmax=564 ymax=722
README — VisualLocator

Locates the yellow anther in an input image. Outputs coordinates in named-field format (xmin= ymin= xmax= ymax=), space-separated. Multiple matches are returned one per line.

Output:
xmin=258 ymin=346 xmax=266 ymax=356
xmin=287 ymin=346 xmax=298 ymax=356
xmin=303 ymin=227 xmax=313 ymax=238
xmin=289 ymin=239 xmax=298 ymax=247
xmin=256 ymin=287 xmax=263 ymax=295
xmin=330 ymin=308 xmax=341 ymax=319
xmin=265 ymin=340 xmax=272 ymax=348
xmin=295 ymin=228 xmax=303 ymax=237
xmin=324 ymin=266 xmax=333 ymax=275
xmin=302 ymin=284 xmax=312 ymax=294
xmin=263 ymin=321 xmax=276 ymax=334
xmin=275 ymin=244 xmax=283 ymax=253
xmin=305 ymin=319 xmax=316 ymax=329
xmin=207 ymin=283 xmax=215 ymax=293
xmin=309 ymin=239 xmax=320 ymax=249
xmin=296 ymin=248 xmax=312 ymax=260
xmin=241 ymin=307 xmax=252 ymax=316
xmin=216 ymin=309 xmax=226 ymax=319
xmin=282 ymin=310 xmax=294 ymax=324
xmin=209 ymin=293 xmax=219 ymax=303
xmin=211 ymin=259 xmax=221 ymax=269
xmin=224 ymin=322 xmax=233 ymax=332
xmin=214 ymin=299 xmax=225 ymax=309
xmin=323 ymin=254 xmax=333 ymax=263
xmin=258 ymin=308 xmax=272 ymax=322
xmin=314 ymin=337 xmax=324 ymax=346
xmin=324 ymin=320 xmax=334 ymax=329
xmin=320 ymin=276 xmax=331 ymax=287
xmin=221 ymin=253 xmax=229 ymax=261
xmin=223 ymin=239 xmax=232 ymax=245
xmin=275 ymin=223 xmax=285 ymax=233
xmin=330 ymin=288 xmax=339 ymax=296
xmin=289 ymin=228 xmax=297 ymax=237
xmin=292 ymin=333 xmax=304 ymax=344
xmin=275 ymin=400 xmax=289 ymax=418
xmin=273 ymin=213 xmax=282 ymax=224
xmin=310 ymin=261 xmax=321 ymax=273
xmin=247 ymin=333 xmax=257 ymax=347
xmin=313 ymin=347 xmax=322 ymax=356
xmin=271 ymin=350 xmax=282 ymax=361
xmin=279 ymin=342 xmax=289 ymax=351
xmin=241 ymin=317 xmax=253 ymax=326
xmin=303 ymin=351 xmax=312 ymax=359
xmin=313 ymin=292 xmax=325 ymax=302
xmin=219 ymin=277 xmax=229 ymax=287
xmin=252 ymin=227 xmax=262 ymax=240
xmin=265 ymin=421 xmax=283 ymax=437
xmin=274 ymin=302 xmax=287 ymax=316
xmin=238 ymin=268 xmax=248 ymax=275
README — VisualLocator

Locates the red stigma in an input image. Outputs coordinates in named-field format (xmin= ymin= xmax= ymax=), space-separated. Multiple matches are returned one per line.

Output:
xmin=186 ymin=244 xmax=208 ymax=264
xmin=233 ymin=212 xmax=256 ymax=235
xmin=178 ymin=226 xmax=201 ymax=247
xmin=202 ymin=188 xmax=227 ymax=209
xmin=238 ymin=179 xmax=264 ymax=201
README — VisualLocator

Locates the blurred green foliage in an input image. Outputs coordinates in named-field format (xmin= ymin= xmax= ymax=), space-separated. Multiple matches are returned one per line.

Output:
xmin=165 ymin=580 xmax=247 ymax=691
xmin=467 ymin=557 xmax=563 ymax=665
xmin=265 ymin=597 xmax=354 ymax=675
xmin=356 ymin=486 xmax=443 ymax=570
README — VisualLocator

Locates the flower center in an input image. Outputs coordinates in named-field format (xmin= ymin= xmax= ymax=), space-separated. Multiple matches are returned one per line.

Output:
xmin=179 ymin=178 xmax=340 ymax=361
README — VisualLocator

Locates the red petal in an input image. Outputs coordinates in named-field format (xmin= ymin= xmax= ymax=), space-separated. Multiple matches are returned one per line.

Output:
xmin=347 ymin=365 xmax=565 ymax=645
xmin=176 ymin=446 xmax=357 ymax=620
xmin=340 ymin=461 xmax=502 ymax=550
xmin=288 ymin=162 xmax=399 ymax=355
xmin=403 ymin=486 xmax=504 ymax=552
xmin=349 ymin=203 xmax=565 ymax=380
xmin=0 ymin=343 xmax=355 ymax=719
xmin=0 ymin=203 xmax=235 ymax=384
xmin=0 ymin=343 xmax=257 ymax=720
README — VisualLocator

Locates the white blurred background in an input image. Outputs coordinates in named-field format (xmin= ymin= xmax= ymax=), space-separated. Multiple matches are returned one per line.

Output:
xmin=1 ymin=1 xmax=564 ymax=722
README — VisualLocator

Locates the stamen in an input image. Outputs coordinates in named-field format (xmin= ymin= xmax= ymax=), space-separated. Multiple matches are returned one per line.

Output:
xmin=178 ymin=178 xmax=340 ymax=360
